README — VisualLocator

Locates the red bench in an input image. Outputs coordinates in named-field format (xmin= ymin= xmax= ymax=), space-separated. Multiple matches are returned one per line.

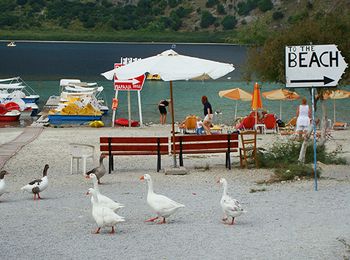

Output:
xmin=100 ymin=137 xmax=169 ymax=173
xmin=171 ymin=133 xmax=239 ymax=169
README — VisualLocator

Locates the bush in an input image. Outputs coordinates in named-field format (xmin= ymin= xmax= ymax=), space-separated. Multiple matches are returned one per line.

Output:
xmin=200 ymin=11 xmax=216 ymax=28
xmin=272 ymin=11 xmax=284 ymax=20
xmin=217 ymin=3 xmax=226 ymax=15
xmin=256 ymin=140 xmax=346 ymax=183
xmin=258 ymin=0 xmax=273 ymax=12
xmin=206 ymin=0 xmax=218 ymax=8
xmin=237 ymin=0 xmax=257 ymax=16
xmin=221 ymin=15 xmax=237 ymax=30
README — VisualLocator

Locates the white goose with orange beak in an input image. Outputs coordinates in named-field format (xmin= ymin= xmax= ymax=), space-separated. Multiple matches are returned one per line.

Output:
xmin=218 ymin=177 xmax=246 ymax=225
xmin=140 ymin=174 xmax=185 ymax=224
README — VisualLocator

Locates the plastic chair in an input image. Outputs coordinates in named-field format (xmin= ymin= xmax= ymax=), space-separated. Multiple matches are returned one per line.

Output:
xmin=69 ymin=143 xmax=95 ymax=175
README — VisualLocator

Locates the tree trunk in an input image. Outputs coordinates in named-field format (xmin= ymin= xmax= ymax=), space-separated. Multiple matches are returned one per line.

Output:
xmin=319 ymin=99 xmax=327 ymax=146
xmin=298 ymin=124 xmax=313 ymax=163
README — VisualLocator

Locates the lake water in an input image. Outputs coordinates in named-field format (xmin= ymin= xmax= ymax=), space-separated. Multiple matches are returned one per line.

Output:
xmin=0 ymin=41 xmax=349 ymax=127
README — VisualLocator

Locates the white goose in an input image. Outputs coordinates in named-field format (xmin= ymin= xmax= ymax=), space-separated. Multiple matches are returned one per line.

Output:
xmin=21 ymin=164 xmax=49 ymax=200
xmin=218 ymin=178 xmax=246 ymax=225
xmin=86 ymin=173 xmax=124 ymax=212
xmin=140 ymin=174 xmax=185 ymax=224
xmin=0 ymin=170 xmax=10 ymax=198
xmin=87 ymin=188 xmax=125 ymax=234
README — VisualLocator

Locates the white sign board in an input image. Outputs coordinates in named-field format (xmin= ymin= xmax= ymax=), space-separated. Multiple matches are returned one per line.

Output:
xmin=285 ymin=44 xmax=347 ymax=88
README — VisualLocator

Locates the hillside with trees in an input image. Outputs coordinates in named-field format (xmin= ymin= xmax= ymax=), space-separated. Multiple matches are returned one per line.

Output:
xmin=0 ymin=0 xmax=349 ymax=83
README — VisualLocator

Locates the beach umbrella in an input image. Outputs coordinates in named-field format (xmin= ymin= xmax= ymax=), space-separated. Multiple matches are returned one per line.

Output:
xmin=262 ymin=88 xmax=300 ymax=120
xmin=218 ymin=88 xmax=252 ymax=120
xmin=102 ymin=49 xmax=235 ymax=167
xmin=322 ymin=89 xmax=350 ymax=123
xmin=251 ymin=82 xmax=263 ymax=125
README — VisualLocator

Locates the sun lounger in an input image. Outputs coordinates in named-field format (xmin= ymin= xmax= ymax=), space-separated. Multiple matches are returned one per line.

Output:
xmin=179 ymin=115 xmax=197 ymax=134
xmin=333 ymin=122 xmax=347 ymax=130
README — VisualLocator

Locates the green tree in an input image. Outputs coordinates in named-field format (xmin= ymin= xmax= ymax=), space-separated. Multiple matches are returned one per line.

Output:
xmin=200 ymin=10 xmax=216 ymax=28
xmin=258 ymin=0 xmax=273 ymax=12
xmin=221 ymin=15 xmax=237 ymax=30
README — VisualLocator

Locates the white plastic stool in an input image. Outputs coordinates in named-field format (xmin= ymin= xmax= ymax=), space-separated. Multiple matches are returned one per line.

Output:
xmin=69 ymin=143 xmax=95 ymax=175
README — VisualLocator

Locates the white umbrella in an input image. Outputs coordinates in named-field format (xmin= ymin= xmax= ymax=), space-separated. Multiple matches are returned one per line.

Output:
xmin=102 ymin=49 xmax=235 ymax=167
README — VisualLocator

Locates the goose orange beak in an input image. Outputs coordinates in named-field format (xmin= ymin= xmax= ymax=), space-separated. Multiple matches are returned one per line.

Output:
xmin=85 ymin=175 xmax=90 ymax=179
xmin=140 ymin=176 xmax=144 ymax=180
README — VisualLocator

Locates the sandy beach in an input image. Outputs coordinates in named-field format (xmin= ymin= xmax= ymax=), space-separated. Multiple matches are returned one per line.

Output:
xmin=0 ymin=125 xmax=349 ymax=260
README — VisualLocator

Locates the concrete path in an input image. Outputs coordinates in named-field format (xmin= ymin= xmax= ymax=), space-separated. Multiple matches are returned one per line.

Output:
xmin=0 ymin=127 xmax=43 ymax=169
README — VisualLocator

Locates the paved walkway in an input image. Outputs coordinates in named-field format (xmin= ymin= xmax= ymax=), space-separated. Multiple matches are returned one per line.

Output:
xmin=0 ymin=127 xmax=43 ymax=169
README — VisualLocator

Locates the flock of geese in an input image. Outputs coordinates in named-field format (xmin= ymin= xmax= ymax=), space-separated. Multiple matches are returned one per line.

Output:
xmin=0 ymin=155 xmax=246 ymax=234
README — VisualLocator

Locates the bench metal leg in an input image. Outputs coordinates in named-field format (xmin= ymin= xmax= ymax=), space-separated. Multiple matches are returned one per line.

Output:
xmin=157 ymin=155 xmax=161 ymax=172
xmin=108 ymin=155 xmax=112 ymax=174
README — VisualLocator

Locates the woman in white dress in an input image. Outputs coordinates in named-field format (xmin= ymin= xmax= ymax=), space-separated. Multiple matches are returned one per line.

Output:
xmin=296 ymin=97 xmax=311 ymax=139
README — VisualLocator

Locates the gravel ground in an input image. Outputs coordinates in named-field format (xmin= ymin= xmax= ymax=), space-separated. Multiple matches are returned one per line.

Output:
xmin=0 ymin=126 xmax=349 ymax=260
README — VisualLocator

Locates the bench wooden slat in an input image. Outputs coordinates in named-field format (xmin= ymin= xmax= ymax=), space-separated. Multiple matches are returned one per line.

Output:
xmin=180 ymin=149 xmax=238 ymax=154
xmin=100 ymin=137 xmax=168 ymax=144
xmin=101 ymin=145 xmax=168 ymax=152
xmin=173 ymin=142 xmax=238 ymax=151
xmin=172 ymin=133 xmax=238 ymax=142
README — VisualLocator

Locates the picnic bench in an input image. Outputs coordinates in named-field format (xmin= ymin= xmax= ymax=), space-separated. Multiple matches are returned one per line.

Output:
xmin=100 ymin=137 xmax=169 ymax=173
xmin=171 ymin=133 xmax=239 ymax=169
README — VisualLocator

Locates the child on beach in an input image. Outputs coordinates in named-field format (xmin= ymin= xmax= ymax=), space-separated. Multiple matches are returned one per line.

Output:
xmin=196 ymin=117 xmax=204 ymax=135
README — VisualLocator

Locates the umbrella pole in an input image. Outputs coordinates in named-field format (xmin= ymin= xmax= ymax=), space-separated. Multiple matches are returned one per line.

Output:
xmin=234 ymin=102 xmax=237 ymax=121
xmin=280 ymin=101 xmax=282 ymax=120
xmin=334 ymin=99 xmax=336 ymax=124
xmin=170 ymin=81 xmax=177 ymax=167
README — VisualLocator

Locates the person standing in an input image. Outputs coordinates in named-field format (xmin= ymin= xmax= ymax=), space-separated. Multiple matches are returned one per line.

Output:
xmin=201 ymin=96 xmax=213 ymax=135
xmin=158 ymin=99 xmax=170 ymax=124
xmin=296 ymin=97 xmax=311 ymax=139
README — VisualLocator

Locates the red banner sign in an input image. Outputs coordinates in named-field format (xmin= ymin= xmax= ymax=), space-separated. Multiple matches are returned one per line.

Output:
xmin=113 ymin=63 xmax=145 ymax=91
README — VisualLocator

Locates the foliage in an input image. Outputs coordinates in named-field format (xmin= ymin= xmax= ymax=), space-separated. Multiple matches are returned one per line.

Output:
xmin=217 ymin=3 xmax=226 ymax=15
xmin=257 ymin=140 xmax=346 ymax=169
xmin=272 ymin=11 xmax=284 ymax=20
xmin=258 ymin=0 xmax=273 ymax=12
xmin=256 ymin=140 xmax=345 ymax=183
xmin=205 ymin=0 xmax=218 ymax=8
xmin=245 ymin=12 xmax=350 ymax=84
xmin=221 ymin=15 xmax=237 ymax=30
xmin=236 ymin=0 xmax=257 ymax=16
xmin=200 ymin=10 xmax=216 ymax=28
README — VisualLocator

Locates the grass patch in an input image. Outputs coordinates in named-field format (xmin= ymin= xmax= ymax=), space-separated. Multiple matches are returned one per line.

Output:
xmin=194 ymin=163 xmax=210 ymax=171
xmin=256 ymin=140 xmax=346 ymax=183
xmin=249 ymin=188 xmax=267 ymax=193
xmin=0 ymin=29 xmax=236 ymax=43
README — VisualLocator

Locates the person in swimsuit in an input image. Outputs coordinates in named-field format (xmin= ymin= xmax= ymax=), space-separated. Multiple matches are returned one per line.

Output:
xmin=201 ymin=96 xmax=213 ymax=135
xmin=158 ymin=99 xmax=170 ymax=124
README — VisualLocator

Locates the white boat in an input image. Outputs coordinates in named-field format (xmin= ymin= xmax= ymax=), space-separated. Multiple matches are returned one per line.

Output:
xmin=7 ymin=41 xmax=16 ymax=47
xmin=0 ymin=77 xmax=40 ymax=104
xmin=45 ymin=79 xmax=109 ymax=125
xmin=58 ymin=79 xmax=108 ymax=115
xmin=0 ymin=77 xmax=40 ymax=117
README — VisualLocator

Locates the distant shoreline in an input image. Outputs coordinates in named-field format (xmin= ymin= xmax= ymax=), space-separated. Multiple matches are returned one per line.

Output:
xmin=0 ymin=39 xmax=244 ymax=46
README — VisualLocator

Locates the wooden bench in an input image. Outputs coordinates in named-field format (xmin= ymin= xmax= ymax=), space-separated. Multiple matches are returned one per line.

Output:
xmin=100 ymin=137 xmax=169 ymax=173
xmin=171 ymin=133 xmax=239 ymax=169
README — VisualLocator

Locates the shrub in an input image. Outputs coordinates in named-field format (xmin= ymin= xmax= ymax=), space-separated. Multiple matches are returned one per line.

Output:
xmin=258 ymin=0 xmax=273 ymax=12
xmin=217 ymin=3 xmax=226 ymax=15
xmin=200 ymin=10 xmax=216 ymax=28
xmin=206 ymin=0 xmax=218 ymax=8
xmin=221 ymin=15 xmax=237 ymax=30
xmin=272 ymin=11 xmax=284 ymax=20
xmin=256 ymin=140 xmax=346 ymax=183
